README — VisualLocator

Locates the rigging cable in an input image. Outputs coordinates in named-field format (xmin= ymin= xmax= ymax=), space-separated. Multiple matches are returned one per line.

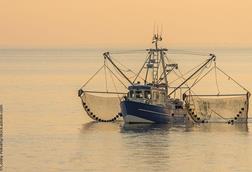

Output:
xmin=214 ymin=61 xmax=220 ymax=94
xmin=167 ymin=49 xmax=210 ymax=56
xmin=80 ymin=65 xmax=104 ymax=89
xmin=110 ymin=56 xmax=145 ymax=81
xmin=133 ymin=53 xmax=151 ymax=83
xmin=164 ymin=54 xmax=207 ymax=85
xmin=216 ymin=66 xmax=250 ymax=95
xmin=104 ymin=63 xmax=128 ymax=89
xmin=108 ymin=67 xmax=121 ymax=101
xmin=171 ymin=65 xmax=229 ymax=123
xmin=187 ymin=67 xmax=215 ymax=91
xmin=187 ymin=60 xmax=213 ymax=90
xmin=104 ymin=59 xmax=108 ymax=92
xmin=110 ymin=49 xmax=146 ymax=55
xmin=172 ymin=59 xmax=209 ymax=87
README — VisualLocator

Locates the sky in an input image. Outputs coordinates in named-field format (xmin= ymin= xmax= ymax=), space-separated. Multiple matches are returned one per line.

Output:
xmin=0 ymin=0 xmax=252 ymax=48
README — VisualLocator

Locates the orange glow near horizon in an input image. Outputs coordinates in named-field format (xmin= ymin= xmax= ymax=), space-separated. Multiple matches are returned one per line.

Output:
xmin=0 ymin=0 xmax=252 ymax=48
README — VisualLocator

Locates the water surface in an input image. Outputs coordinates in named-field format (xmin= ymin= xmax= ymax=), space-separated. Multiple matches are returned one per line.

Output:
xmin=1 ymin=48 xmax=252 ymax=172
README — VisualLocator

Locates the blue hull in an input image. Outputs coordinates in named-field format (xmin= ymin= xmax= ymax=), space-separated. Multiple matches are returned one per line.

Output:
xmin=120 ymin=100 xmax=187 ymax=124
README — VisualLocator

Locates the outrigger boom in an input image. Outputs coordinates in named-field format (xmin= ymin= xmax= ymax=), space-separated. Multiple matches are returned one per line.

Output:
xmin=103 ymin=52 xmax=134 ymax=85
xmin=168 ymin=54 xmax=216 ymax=96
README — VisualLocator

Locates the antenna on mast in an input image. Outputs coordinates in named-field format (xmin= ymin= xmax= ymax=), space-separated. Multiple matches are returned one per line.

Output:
xmin=153 ymin=22 xmax=156 ymax=36
xmin=152 ymin=24 xmax=163 ymax=48
xmin=160 ymin=24 xmax=163 ymax=37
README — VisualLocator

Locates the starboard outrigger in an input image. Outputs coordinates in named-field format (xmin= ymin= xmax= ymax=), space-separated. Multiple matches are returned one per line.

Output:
xmin=78 ymin=33 xmax=250 ymax=124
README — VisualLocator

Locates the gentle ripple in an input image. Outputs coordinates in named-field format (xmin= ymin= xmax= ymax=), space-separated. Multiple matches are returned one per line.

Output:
xmin=1 ymin=48 xmax=252 ymax=172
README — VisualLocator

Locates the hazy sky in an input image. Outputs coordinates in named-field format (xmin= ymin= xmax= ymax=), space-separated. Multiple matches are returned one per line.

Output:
xmin=0 ymin=0 xmax=252 ymax=48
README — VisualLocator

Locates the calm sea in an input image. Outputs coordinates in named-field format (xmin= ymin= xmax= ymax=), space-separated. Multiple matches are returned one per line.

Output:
xmin=1 ymin=48 xmax=252 ymax=172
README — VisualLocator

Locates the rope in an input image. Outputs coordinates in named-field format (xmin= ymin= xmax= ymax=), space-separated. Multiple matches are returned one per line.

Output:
xmin=166 ymin=56 xmax=207 ymax=85
xmin=188 ymin=68 xmax=212 ymax=91
xmin=209 ymin=107 xmax=227 ymax=121
xmin=83 ymin=90 xmax=126 ymax=94
xmin=110 ymin=56 xmax=135 ymax=73
xmin=133 ymin=53 xmax=151 ymax=83
xmin=214 ymin=62 xmax=220 ymax=94
xmin=109 ymin=49 xmax=210 ymax=56
xmin=110 ymin=56 xmax=146 ymax=82
xmin=170 ymin=56 xmax=212 ymax=88
xmin=186 ymin=67 xmax=215 ymax=91
xmin=216 ymin=66 xmax=250 ymax=94
xmin=108 ymin=66 xmax=121 ymax=100
xmin=80 ymin=57 xmax=128 ymax=93
xmin=110 ymin=49 xmax=146 ymax=55
xmin=80 ymin=65 xmax=104 ymax=89
xmin=188 ymin=65 xmax=209 ymax=89
xmin=167 ymin=49 xmax=210 ymax=56
xmin=172 ymin=70 xmax=191 ymax=88
xmin=104 ymin=64 xmax=128 ymax=89
xmin=104 ymin=60 xmax=108 ymax=92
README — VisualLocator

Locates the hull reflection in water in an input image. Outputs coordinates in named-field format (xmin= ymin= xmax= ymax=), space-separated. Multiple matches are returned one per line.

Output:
xmin=121 ymin=123 xmax=248 ymax=133
xmin=81 ymin=121 xmax=248 ymax=134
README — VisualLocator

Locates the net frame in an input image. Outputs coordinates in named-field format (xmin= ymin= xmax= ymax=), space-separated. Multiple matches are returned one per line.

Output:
xmin=184 ymin=92 xmax=250 ymax=124
xmin=78 ymin=54 xmax=131 ymax=122
xmin=79 ymin=90 xmax=126 ymax=122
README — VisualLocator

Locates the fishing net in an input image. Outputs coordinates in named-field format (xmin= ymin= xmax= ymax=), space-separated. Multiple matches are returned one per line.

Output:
xmin=78 ymin=54 xmax=131 ymax=122
xmin=185 ymin=94 xmax=249 ymax=124
xmin=79 ymin=90 xmax=124 ymax=122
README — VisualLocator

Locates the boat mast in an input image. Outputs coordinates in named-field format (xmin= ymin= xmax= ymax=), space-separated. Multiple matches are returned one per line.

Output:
xmin=152 ymin=34 xmax=161 ymax=84
xmin=133 ymin=33 xmax=169 ymax=90
xmin=149 ymin=34 xmax=169 ymax=93
xmin=160 ymin=49 xmax=168 ymax=95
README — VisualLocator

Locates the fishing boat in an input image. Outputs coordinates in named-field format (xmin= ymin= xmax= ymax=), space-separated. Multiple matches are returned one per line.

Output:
xmin=78 ymin=33 xmax=250 ymax=124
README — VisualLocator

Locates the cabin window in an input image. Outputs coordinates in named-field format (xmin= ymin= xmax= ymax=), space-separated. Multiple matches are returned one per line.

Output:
xmin=144 ymin=91 xmax=151 ymax=99
xmin=160 ymin=92 xmax=166 ymax=103
xmin=153 ymin=91 xmax=159 ymax=100
xmin=129 ymin=90 xmax=134 ymax=98
xmin=135 ymin=90 xmax=143 ymax=98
